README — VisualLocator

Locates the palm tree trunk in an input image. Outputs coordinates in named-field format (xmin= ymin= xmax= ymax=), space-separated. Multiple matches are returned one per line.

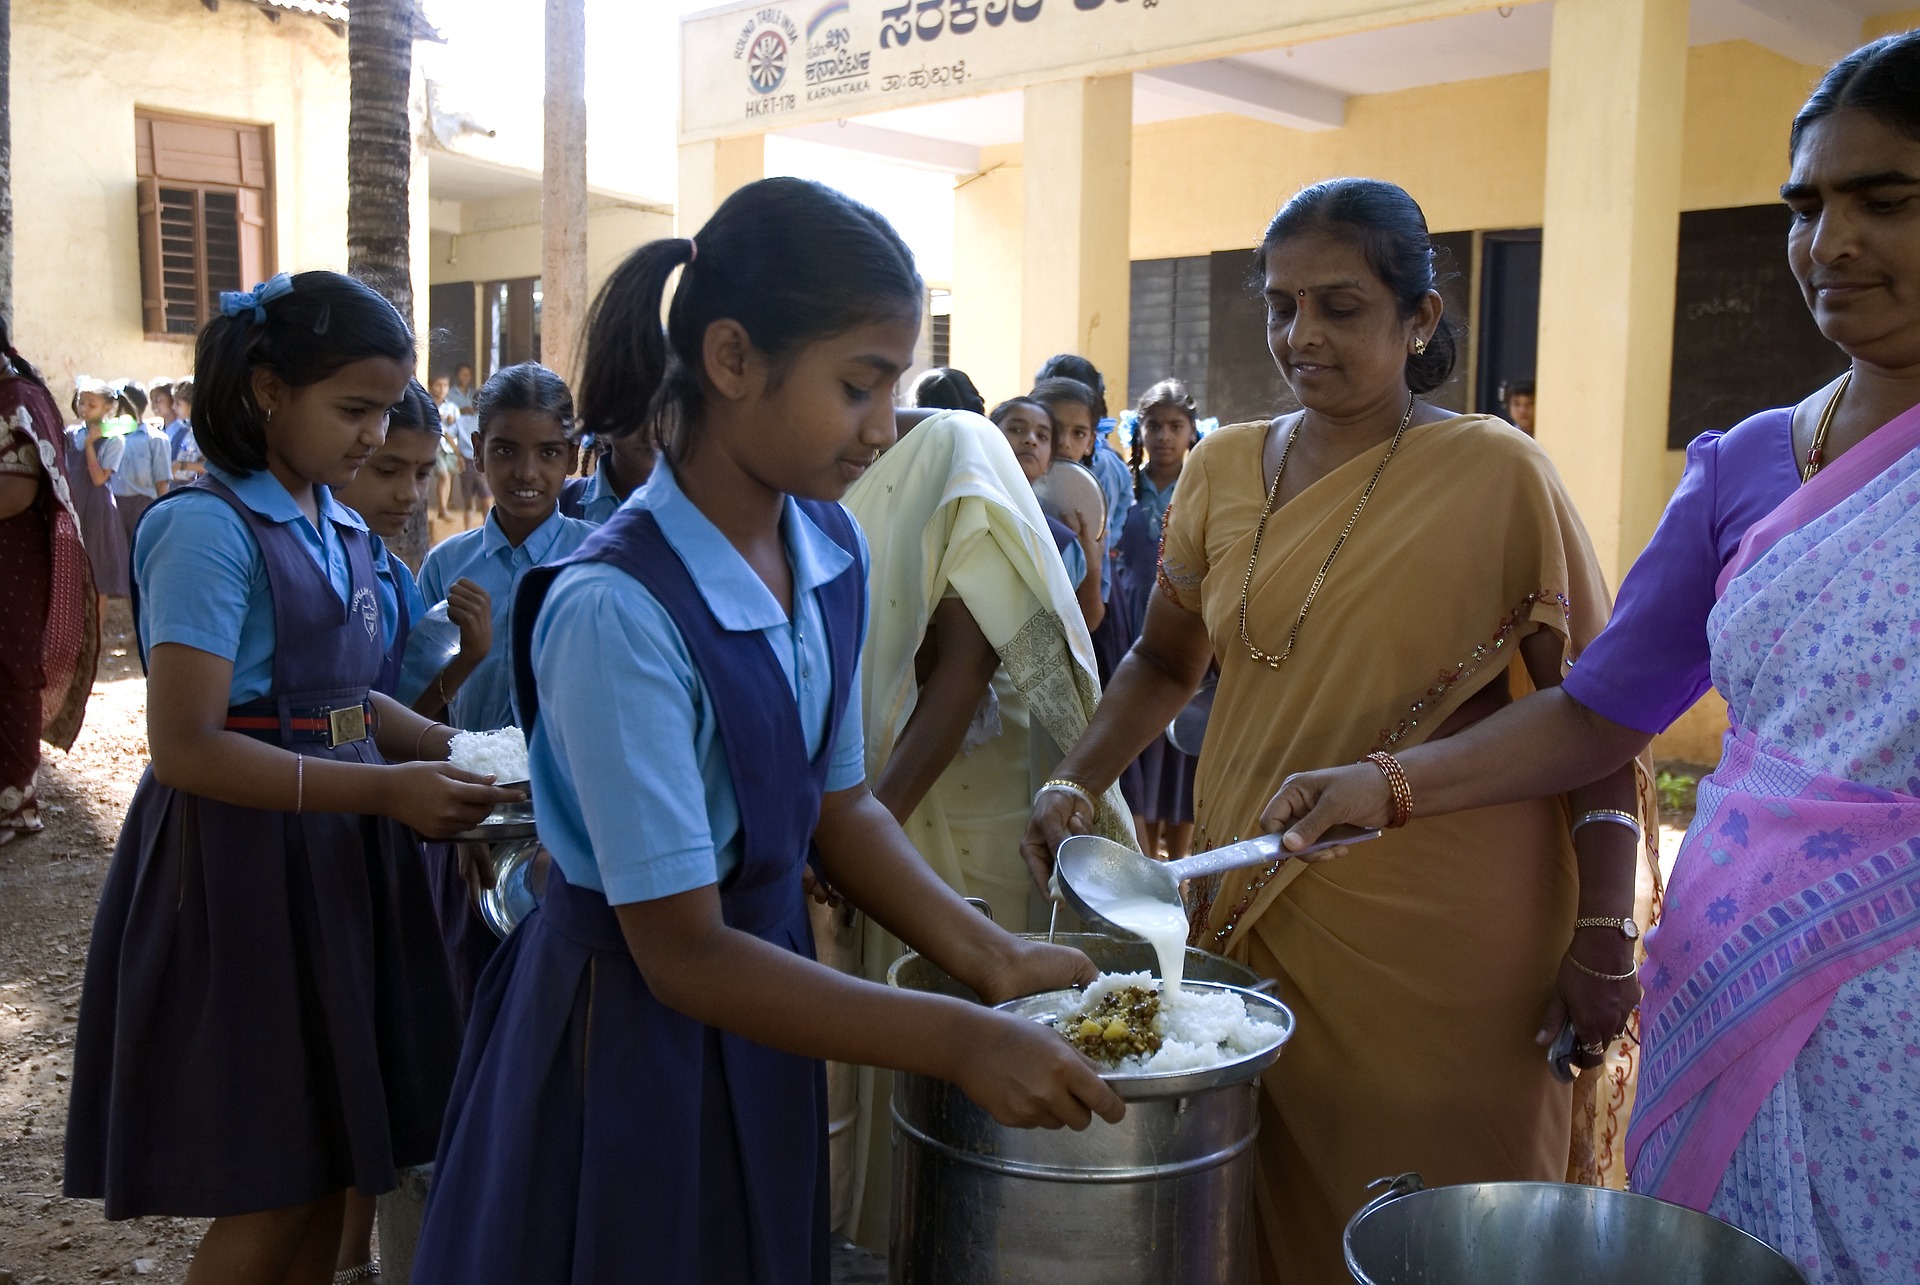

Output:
xmin=348 ymin=0 xmax=428 ymax=565
xmin=348 ymin=0 xmax=414 ymax=324
xmin=542 ymin=0 xmax=588 ymax=388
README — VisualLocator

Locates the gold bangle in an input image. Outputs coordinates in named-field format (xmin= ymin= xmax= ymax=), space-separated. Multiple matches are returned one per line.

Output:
xmin=1363 ymin=751 xmax=1413 ymax=828
xmin=1564 ymin=951 xmax=1637 ymax=982
xmin=413 ymin=720 xmax=450 ymax=762
xmin=1038 ymin=778 xmax=1098 ymax=815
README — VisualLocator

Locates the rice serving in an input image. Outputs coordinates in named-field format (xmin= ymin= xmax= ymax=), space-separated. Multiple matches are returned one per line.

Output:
xmin=1053 ymin=972 xmax=1277 ymax=1075
xmin=448 ymin=727 xmax=529 ymax=782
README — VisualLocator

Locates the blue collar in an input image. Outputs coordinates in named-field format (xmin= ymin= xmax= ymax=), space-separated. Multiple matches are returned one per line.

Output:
xmin=480 ymin=506 xmax=574 ymax=561
xmin=586 ymin=458 xmax=620 ymax=507
xmin=212 ymin=463 xmax=368 ymax=534
xmin=627 ymin=464 xmax=853 ymax=632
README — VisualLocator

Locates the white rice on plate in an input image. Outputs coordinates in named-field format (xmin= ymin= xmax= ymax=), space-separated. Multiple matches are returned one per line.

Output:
xmin=1061 ymin=971 xmax=1278 ymax=1075
xmin=447 ymin=727 xmax=529 ymax=782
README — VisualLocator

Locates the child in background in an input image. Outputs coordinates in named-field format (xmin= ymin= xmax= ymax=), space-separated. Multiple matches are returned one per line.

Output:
xmin=411 ymin=179 xmax=1122 ymax=1285
xmin=148 ymin=381 xmax=175 ymax=430
xmin=1115 ymin=379 xmax=1202 ymax=860
xmin=429 ymin=374 xmax=457 ymax=520
xmin=63 ymin=271 xmax=518 ymax=1285
xmin=167 ymin=378 xmax=205 ymax=483
xmin=989 ymin=396 xmax=1102 ymax=614
xmin=333 ymin=375 xmax=499 ymax=1024
xmin=66 ymin=377 xmax=128 ymax=615
xmin=1026 ymin=377 xmax=1109 ymax=633
xmin=418 ymin=362 xmax=592 ymax=733
xmin=560 ymin=326 xmax=663 ymax=523
xmin=107 ymin=382 xmax=172 ymax=546
xmin=446 ymin=365 xmax=487 ymax=528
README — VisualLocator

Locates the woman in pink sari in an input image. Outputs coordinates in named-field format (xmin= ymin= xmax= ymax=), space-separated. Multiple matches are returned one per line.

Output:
xmin=1267 ymin=30 xmax=1920 ymax=1282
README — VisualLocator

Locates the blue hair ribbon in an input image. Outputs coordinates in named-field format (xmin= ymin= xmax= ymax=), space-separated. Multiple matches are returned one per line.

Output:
xmin=219 ymin=273 xmax=294 ymax=325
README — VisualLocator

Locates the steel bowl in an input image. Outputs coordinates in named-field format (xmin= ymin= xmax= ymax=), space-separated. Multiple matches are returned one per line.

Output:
xmin=997 ymin=980 xmax=1294 ymax=1101
xmin=1343 ymin=1173 xmax=1808 ymax=1284
xmin=452 ymin=797 xmax=537 ymax=843
xmin=475 ymin=838 xmax=544 ymax=939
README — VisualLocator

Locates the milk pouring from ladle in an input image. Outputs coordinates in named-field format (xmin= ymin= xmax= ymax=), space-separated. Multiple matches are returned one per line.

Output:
xmin=1052 ymin=825 xmax=1382 ymax=986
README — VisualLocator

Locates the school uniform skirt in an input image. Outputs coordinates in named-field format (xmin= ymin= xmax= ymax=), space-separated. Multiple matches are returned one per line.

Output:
xmin=63 ymin=745 xmax=464 ymax=1219
xmin=414 ymin=868 xmax=830 ymax=1285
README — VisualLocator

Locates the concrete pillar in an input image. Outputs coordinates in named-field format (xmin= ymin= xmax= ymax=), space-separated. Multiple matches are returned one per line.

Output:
xmin=543 ymin=0 xmax=589 ymax=387
xmin=1534 ymin=0 xmax=1688 ymax=581
xmin=675 ymin=136 xmax=764 ymax=238
xmin=1020 ymin=75 xmax=1131 ymax=399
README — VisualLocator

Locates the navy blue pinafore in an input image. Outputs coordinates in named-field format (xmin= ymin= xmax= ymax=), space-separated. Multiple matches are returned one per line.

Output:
xmin=411 ymin=499 xmax=863 ymax=1285
xmin=64 ymin=477 xmax=463 ymax=1218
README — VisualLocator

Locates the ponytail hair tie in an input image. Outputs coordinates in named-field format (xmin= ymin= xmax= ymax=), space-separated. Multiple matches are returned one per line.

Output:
xmin=686 ymin=237 xmax=698 ymax=264
xmin=219 ymin=272 xmax=295 ymax=326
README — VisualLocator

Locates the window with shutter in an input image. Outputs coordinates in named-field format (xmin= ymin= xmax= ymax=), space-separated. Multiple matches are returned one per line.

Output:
xmin=135 ymin=111 xmax=274 ymax=338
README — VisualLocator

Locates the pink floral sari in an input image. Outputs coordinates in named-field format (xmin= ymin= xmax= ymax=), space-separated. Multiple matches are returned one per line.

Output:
xmin=1627 ymin=402 xmax=1920 ymax=1210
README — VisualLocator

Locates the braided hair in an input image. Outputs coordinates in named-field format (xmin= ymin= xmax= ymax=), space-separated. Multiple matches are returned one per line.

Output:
xmin=1130 ymin=378 xmax=1199 ymax=499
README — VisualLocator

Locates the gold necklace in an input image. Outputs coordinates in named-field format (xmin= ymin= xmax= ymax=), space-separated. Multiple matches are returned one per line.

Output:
xmin=1800 ymin=370 xmax=1852 ymax=483
xmin=1237 ymin=396 xmax=1415 ymax=669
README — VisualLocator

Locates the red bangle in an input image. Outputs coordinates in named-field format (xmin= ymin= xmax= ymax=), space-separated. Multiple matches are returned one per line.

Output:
xmin=1363 ymin=751 xmax=1414 ymax=828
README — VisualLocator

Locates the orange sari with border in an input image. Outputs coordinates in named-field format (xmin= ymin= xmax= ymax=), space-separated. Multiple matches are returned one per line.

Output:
xmin=1158 ymin=416 xmax=1659 ymax=1282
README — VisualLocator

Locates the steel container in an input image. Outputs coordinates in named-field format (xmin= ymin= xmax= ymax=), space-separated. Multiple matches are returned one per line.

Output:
xmin=887 ymin=936 xmax=1290 ymax=1285
xmin=1343 ymin=1174 xmax=1809 ymax=1284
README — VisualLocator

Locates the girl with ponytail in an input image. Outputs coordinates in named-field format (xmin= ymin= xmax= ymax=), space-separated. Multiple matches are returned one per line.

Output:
xmin=64 ymin=270 xmax=515 ymax=1285
xmin=412 ymin=177 xmax=1124 ymax=1285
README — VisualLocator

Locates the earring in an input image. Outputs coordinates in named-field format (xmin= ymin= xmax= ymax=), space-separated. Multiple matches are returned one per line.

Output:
xmin=1412 ymin=338 xmax=1428 ymax=356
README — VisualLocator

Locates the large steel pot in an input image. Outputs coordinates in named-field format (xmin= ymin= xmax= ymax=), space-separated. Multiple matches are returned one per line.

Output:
xmin=1343 ymin=1173 xmax=1809 ymax=1284
xmin=887 ymin=936 xmax=1290 ymax=1284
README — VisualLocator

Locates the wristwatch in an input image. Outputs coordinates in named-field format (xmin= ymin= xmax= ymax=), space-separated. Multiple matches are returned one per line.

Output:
xmin=1573 ymin=916 xmax=1640 ymax=941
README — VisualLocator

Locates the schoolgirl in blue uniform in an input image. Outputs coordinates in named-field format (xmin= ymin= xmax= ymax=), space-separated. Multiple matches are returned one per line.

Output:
xmin=63 ymin=272 xmax=521 ymax=1285
xmin=411 ymin=179 xmax=1126 ymax=1285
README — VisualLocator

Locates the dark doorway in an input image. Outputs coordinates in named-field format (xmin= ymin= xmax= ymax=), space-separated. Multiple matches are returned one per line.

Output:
xmin=482 ymin=277 xmax=542 ymax=378
xmin=1475 ymin=229 xmax=1542 ymax=417
xmin=427 ymin=282 xmax=477 ymax=384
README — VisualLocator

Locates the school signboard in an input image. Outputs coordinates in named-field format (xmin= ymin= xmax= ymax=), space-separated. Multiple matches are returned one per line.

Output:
xmin=677 ymin=0 xmax=1495 ymax=142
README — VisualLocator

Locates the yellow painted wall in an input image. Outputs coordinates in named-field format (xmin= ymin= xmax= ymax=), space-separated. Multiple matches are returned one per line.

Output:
xmin=427 ymin=200 xmax=676 ymax=295
xmin=1866 ymin=9 xmax=1920 ymax=39
xmin=951 ymin=41 xmax=1824 ymax=407
xmin=951 ymin=151 xmax=1027 ymax=401
xmin=15 ymin=0 xmax=351 ymax=403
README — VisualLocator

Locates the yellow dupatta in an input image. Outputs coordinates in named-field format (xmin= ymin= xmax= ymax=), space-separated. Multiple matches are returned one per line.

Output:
xmin=838 ymin=409 xmax=1137 ymax=1248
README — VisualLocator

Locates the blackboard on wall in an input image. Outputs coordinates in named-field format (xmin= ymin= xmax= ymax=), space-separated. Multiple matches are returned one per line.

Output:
xmin=1668 ymin=205 xmax=1848 ymax=448
xmin=1204 ymin=233 xmax=1473 ymax=426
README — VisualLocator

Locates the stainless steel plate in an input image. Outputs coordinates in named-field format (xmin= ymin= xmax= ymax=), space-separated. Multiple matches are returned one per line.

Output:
xmin=999 ymin=980 xmax=1294 ymax=1100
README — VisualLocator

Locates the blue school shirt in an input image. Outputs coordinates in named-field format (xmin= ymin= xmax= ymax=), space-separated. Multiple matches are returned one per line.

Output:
xmin=419 ymin=506 xmax=595 ymax=731
xmin=108 ymin=427 xmax=170 ymax=499
xmin=528 ymin=465 xmax=868 ymax=905
xmin=133 ymin=463 xmax=363 ymax=704
xmin=67 ymin=427 xmax=125 ymax=479
xmin=1089 ymin=436 xmax=1132 ymax=598
xmin=558 ymin=458 xmax=621 ymax=525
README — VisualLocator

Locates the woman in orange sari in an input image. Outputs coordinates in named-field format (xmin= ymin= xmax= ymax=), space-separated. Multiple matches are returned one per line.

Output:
xmin=1024 ymin=179 xmax=1659 ymax=1281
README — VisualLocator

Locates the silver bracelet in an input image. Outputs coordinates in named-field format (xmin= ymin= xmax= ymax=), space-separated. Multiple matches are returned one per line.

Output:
xmin=1036 ymin=778 xmax=1098 ymax=815
xmin=1571 ymin=808 xmax=1641 ymax=843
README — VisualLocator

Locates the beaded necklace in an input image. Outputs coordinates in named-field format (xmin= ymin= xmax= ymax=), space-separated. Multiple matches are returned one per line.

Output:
xmin=1237 ymin=396 xmax=1416 ymax=669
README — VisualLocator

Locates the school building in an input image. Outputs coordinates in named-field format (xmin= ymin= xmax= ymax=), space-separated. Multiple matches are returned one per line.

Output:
xmin=8 ymin=0 xmax=671 ymax=413
xmin=680 ymin=0 xmax=1918 ymax=760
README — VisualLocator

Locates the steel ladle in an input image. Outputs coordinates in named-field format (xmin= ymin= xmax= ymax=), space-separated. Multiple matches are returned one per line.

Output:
xmin=1053 ymin=825 xmax=1381 ymax=939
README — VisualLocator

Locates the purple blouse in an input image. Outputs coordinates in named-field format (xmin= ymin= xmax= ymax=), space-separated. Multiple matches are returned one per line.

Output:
xmin=1561 ymin=409 xmax=1800 ymax=735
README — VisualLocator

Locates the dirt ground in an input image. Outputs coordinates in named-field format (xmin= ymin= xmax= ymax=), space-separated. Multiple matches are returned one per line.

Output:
xmin=0 ymin=601 xmax=202 ymax=1284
